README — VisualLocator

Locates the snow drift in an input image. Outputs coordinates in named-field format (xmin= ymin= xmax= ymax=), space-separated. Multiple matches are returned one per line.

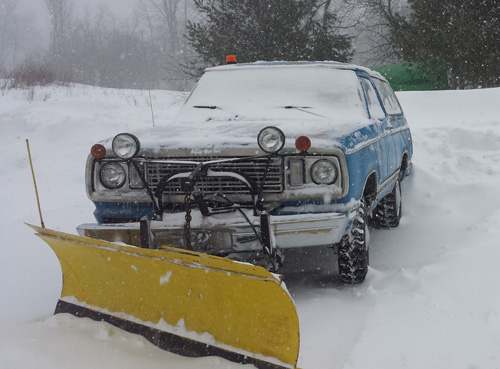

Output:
xmin=1 ymin=84 xmax=500 ymax=369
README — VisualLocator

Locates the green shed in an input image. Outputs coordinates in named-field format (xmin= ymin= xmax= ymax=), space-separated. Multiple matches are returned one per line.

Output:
xmin=372 ymin=62 xmax=449 ymax=91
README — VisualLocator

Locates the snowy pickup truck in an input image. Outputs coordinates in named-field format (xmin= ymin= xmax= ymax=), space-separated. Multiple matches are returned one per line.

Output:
xmin=78 ymin=61 xmax=413 ymax=283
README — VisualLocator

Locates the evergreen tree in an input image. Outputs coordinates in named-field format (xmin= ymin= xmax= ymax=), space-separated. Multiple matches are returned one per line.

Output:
xmin=187 ymin=0 xmax=352 ymax=68
xmin=390 ymin=0 xmax=500 ymax=88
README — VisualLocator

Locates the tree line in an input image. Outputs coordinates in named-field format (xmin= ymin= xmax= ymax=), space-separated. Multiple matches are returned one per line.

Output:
xmin=1 ymin=0 xmax=499 ymax=90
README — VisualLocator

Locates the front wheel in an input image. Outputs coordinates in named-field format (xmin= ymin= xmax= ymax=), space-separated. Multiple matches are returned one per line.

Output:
xmin=338 ymin=200 xmax=369 ymax=284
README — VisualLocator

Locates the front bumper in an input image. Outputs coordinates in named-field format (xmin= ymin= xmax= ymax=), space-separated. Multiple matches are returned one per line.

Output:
xmin=77 ymin=209 xmax=351 ymax=254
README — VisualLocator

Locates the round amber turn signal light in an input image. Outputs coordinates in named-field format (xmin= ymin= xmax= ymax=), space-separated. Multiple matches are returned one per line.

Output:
xmin=91 ymin=144 xmax=106 ymax=159
xmin=295 ymin=136 xmax=311 ymax=152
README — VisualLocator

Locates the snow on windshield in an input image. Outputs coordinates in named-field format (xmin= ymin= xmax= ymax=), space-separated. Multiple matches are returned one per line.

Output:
xmin=175 ymin=66 xmax=368 ymax=123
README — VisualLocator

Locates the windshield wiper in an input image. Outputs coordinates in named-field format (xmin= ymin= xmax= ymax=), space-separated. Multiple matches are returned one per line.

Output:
xmin=193 ymin=105 xmax=219 ymax=109
xmin=193 ymin=105 xmax=241 ymax=121
xmin=284 ymin=106 xmax=312 ymax=109
xmin=283 ymin=106 xmax=324 ymax=117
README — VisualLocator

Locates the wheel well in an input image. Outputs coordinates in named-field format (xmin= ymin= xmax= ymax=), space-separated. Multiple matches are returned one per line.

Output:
xmin=400 ymin=154 xmax=409 ymax=180
xmin=363 ymin=172 xmax=377 ymax=208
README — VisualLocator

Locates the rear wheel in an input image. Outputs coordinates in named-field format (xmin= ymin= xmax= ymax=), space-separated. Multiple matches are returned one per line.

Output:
xmin=338 ymin=199 xmax=369 ymax=284
xmin=370 ymin=179 xmax=402 ymax=229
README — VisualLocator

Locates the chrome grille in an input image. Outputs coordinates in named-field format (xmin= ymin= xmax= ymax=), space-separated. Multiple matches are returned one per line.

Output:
xmin=146 ymin=157 xmax=283 ymax=195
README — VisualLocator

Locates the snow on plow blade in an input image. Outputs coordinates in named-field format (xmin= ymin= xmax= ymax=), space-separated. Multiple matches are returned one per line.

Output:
xmin=29 ymin=224 xmax=299 ymax=369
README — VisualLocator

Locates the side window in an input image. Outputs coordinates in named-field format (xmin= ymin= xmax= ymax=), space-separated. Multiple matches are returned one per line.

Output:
xmin=373 ymin=79 xmax=403 ymax=116
xmin=359 ymin=77 xmax=385 ymax=120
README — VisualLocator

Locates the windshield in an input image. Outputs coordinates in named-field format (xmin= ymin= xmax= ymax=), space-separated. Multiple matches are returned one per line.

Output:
xmin=175 ymin=66 xmax=368 ymax=123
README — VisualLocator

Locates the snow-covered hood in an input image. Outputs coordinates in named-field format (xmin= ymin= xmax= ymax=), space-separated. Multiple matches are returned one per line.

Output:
xmin=102 ymin=116 xmax=379 ymax=157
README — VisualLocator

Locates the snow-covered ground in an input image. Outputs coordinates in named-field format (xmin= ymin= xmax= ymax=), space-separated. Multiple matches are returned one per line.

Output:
xmin=1 ymin=83 xmax=500 ymax=369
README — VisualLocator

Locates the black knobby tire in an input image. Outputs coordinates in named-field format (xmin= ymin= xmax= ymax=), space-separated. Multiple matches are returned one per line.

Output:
xmin=338 ymin=200 xmax=369 ymax=284
xmin=370 ymin=179 xmax=402 ymax=229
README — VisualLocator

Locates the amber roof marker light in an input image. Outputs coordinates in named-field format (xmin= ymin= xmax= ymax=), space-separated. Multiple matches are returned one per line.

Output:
xmin=226 ymin=55 xmax=237 ymax=64
xmin=295 ymin=136 xmax=311 ymax=152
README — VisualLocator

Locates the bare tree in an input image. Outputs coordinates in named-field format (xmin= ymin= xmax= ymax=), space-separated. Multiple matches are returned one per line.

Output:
xmin=331 ymin=0 xmax=409 ymax=66
xmin=45 ymin=0 xmax=73 ymax=57
xmin=0 ymin=0 xmax=18 ymax=71
xmin=0 ymin=0 xmax=40 ymax=73
xmin=136 ymin=0 xmax=197 ymax=89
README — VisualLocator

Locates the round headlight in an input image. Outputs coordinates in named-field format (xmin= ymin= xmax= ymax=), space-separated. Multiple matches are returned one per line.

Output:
xmin=112 ymin=133 xmax=140 ymax=159
xmin=257 ymin=126 xmax=285 ymax=153
xmin=100 ymin=163 xmax=126 ymax=189
xmin=311 ymin=160 xmax=338 ymax=185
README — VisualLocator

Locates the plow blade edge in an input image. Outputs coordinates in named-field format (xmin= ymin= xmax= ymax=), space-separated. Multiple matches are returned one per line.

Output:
xmin=29 ymin=224 xmax=299 ymax=369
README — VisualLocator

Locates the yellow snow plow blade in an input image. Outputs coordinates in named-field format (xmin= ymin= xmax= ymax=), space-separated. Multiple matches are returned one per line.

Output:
xmin=29 ymin=224 xmax=299 ymax=369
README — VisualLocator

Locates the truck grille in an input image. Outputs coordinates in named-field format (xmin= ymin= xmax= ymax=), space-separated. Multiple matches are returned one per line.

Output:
xmin=145 ymin=157 xmax=284 ymax=195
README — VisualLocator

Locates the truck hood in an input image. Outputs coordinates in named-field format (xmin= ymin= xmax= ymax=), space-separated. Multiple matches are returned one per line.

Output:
xmin=100 ymin=117 xmax=379 ymax=157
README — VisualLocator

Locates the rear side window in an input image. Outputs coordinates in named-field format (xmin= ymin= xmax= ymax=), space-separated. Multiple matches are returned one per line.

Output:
xmin=373 ymin=79 xmax=403 ymax=115
xmin=359 ymin=77 xmax=385 ymax=120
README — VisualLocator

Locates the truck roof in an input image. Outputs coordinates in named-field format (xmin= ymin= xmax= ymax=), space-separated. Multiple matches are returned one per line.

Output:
xmin=206 ymin=60 xmax=386 ymax=81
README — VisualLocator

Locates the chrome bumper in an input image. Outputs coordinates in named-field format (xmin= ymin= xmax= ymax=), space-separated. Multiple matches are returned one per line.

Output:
xmin=77 ymin=209 xmax=350 ymax=253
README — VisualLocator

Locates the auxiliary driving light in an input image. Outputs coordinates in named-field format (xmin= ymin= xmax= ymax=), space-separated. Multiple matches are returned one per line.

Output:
xmin=257 ymin=126 xmax=285 ymax=154
xmin=112 ymin=133 xmax=140 ymax=159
